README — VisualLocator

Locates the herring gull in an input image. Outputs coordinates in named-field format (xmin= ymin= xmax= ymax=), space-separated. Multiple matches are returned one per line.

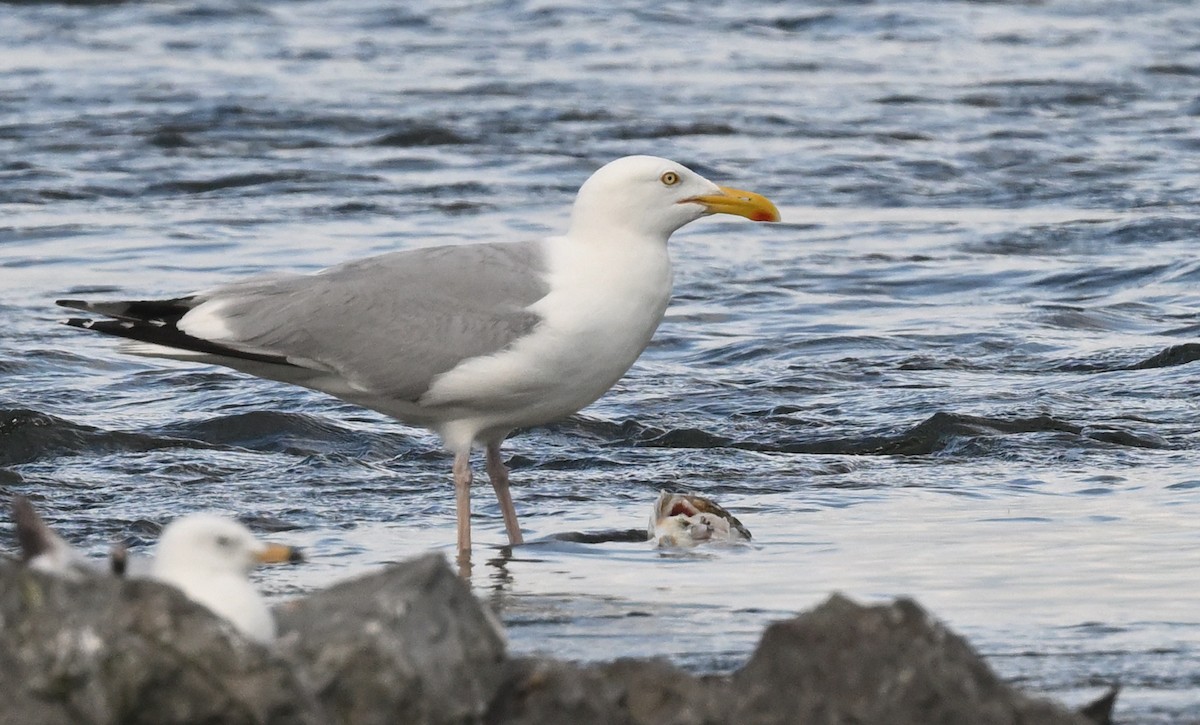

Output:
xmin=150 ymin=513 xmax=302 ymax=644
xmin=10 ymin=496 xmax=301 ymax=642
xmin=57 ymin=155 xmax=780 ymax=563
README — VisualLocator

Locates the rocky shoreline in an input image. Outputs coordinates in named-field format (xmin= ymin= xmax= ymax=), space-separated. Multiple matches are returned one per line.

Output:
xmin=1 ymin=553 xmax=1115 ymax=724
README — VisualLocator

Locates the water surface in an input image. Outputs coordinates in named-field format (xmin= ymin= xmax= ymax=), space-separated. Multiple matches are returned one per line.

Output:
xmin=2 ymin=1 xmax=1199 ymax=721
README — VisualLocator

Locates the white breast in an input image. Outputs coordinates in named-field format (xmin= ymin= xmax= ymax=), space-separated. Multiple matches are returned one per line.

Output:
xmin=423 ymin=234 xmax=673 ymax=450
xmin=153 ymin=568 xmax=277 ymax=643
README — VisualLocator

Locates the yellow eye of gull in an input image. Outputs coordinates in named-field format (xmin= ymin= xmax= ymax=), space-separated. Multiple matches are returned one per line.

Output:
xmin=660 ymin=171 xmax=680 ymax=186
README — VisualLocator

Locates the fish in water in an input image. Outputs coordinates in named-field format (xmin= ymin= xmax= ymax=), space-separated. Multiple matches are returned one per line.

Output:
xmin=650 ymin=491 xmax=752 ymax=547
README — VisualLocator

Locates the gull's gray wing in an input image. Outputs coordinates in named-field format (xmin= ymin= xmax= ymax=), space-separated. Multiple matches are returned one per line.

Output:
xmin=61 ymin=241 xmax=550 ymax=402
xmin=201 ymin=241 xmax=549 ymax=399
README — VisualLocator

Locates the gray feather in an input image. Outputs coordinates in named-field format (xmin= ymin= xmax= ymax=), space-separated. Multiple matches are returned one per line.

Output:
xmin=194 ymin=241 xmax=550 ymax=400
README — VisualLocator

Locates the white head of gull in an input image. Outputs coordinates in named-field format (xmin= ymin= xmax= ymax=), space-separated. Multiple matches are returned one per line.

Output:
xmin=57 ymin=155 xmax=780 ymax=566
xmin=150 ymin=514 xmax=301 ymax=644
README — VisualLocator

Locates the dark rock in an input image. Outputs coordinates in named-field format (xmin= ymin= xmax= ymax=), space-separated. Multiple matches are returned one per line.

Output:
xmin=730 ymin=594 xmax=1091 ymax=725
xmin=1125 ymin=342 xmax=1200 ymax=370
xmin=484 ymin=595 xmax=1093 ymax=725
xmin=486 ymin=656 xmax=729 ymax=725
xmin=1078 ymin=686 xmax=1119 ymax=725
xmin=487 ymin=658 xmax=633 ymax=724
xmin=275 ymin=552 xmax=507 ymax=725
xmin=0 ymin=558 xmax=321 ymax=725
xmin=0 ymin=552 xmax=507 ymax=725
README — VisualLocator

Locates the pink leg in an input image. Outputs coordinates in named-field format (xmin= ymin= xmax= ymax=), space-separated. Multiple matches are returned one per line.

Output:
xmin=453 ymin=451 xmax=472 ymax=565
xmin=486 ymin=441 xmax=524 ymax=546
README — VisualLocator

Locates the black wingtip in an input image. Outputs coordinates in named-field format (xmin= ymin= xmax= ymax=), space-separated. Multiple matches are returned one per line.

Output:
xmin=55 ymin=296 xmax=199 ymax=324
xmin=58 ymin=314 xmax=299 ymax=368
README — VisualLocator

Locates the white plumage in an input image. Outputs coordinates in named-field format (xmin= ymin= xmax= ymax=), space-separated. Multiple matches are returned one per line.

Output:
xmin=150 ymin=514 xmax=300 ymax=644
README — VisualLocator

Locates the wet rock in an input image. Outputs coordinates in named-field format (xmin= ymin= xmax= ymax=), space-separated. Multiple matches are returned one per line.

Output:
xmin=484 ymin=595 xmax=1094 ymax=725
xmin=1078 ymin=686 xmax=1119 ymax=725
xmin=730 ymin=594 xmax=1092 ymax=725
xmin=487 ymin=656 xmax=728 ymax=725
xmin=0 ymin=558 xmax=320 ymax=725
xmin=275 ymin=552 xmax=508 ymax=725
xmin=1125 ymin=342 xmax=1200 ymax=370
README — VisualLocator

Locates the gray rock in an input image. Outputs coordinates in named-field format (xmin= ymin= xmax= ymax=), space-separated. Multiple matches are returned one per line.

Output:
xmin=481 ymin=595 xmax=1097 ymax=724
xmin=275 ymin=551 xmax=508 ymax=725
xmin=486 ymin=657 xmax=729 ymax=725
xmin=1079 ymin=686 xmax=1118 ymax=725
xmin=730 ymin=594 xmax=1092 ymax=725
xmin=0 ymin=558 xmax=321 ymax=725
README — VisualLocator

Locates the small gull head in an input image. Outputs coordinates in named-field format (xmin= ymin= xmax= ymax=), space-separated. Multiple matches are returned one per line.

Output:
xmin=150 ymin=513 xmax=303 ymax=644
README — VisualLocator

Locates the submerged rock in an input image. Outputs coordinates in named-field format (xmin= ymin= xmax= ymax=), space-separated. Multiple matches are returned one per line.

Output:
xmin=0 ymin=553 xmax=1108 ymax=725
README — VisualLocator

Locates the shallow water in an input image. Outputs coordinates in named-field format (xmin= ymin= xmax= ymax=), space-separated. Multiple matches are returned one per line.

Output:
xmin=2 ymin=0 xmax=1199 ymax=721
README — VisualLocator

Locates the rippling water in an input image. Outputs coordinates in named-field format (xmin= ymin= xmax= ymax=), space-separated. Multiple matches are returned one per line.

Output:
xmin=2 ymin=1 xmax=1199 ymax=721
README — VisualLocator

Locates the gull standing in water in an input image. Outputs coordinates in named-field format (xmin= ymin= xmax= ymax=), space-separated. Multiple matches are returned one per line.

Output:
xmin=57 ymin=155 xmax=780 ymax=564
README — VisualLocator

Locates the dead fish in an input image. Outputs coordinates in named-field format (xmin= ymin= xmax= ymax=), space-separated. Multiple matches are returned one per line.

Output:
xmin=650 ymin=491 xmax=751 ymax=548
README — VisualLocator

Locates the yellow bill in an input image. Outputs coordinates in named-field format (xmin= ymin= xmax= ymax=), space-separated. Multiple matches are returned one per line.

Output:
xmin=686 ymin=185 xmax=781 ymax=222
xmin=257 ymin=542 xmax=304 ymax=564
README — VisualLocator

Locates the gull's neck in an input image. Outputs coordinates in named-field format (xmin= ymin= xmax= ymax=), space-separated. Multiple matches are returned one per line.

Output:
xmin=565 ymin=219 xmax=672 ymax=250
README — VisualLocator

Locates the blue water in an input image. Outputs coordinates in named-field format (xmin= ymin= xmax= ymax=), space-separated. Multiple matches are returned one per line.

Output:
xmin=2 ymin=1 xmax=1199 ymax=721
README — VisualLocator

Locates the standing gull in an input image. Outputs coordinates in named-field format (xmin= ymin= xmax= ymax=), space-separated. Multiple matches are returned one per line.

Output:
xmin=57 ymin=155 xmax=780 ymax=562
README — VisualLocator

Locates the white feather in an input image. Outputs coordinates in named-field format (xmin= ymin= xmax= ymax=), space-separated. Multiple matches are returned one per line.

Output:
xmin=150 ymin=514 xmax=280 ymax=644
